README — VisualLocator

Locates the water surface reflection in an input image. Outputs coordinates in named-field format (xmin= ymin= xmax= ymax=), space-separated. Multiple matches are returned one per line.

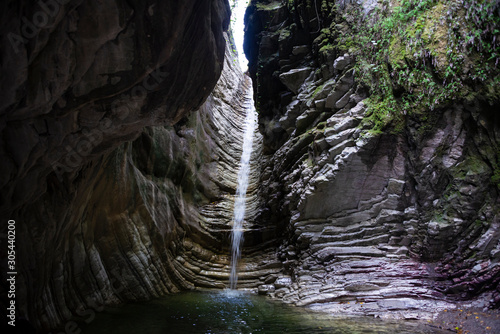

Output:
xmin=81 ymin=290 xmax=449 ymax=333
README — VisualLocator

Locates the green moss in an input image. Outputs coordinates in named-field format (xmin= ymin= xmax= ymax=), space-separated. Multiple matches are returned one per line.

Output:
xmin=338 ymin=36 xmax=354 ymax=52
xmin=312 ymin=83 xmax=326 ymax=98
xmin=279 ymin=28 xmax=291 ymax=42
xmin=315 ymin=121 xmax=327 ymax=130
xmin=305 ymin=156 xmax=314 ymax=167
xmin=433 ymin=212 xmax=446 ymax=223
xmin=491 ymin=150 xmax=500 ymax=188
xmin=341 ymin=0 xmax=500 ymax=134
xmin=315 ymin=26 xmax=336 ymax=54
xmin=361 ymin=95 xmax=400 ymax=134
xmin=388 ymin=37 xmax=407 ymax=66
xmin=452 ymin=156 xmax=490 ymax=180
xmin=319 ymin=43 xmax=335 ymax=54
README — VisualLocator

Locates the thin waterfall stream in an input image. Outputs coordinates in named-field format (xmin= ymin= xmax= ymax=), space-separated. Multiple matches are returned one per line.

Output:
xmin=229 ymin=104 xmax=256 ymax=289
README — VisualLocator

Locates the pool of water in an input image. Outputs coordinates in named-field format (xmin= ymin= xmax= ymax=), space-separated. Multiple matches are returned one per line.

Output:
xmin=80 ymin=290 xmax=448 ymax=334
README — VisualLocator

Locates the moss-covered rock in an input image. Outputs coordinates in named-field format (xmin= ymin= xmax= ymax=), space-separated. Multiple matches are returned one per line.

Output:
xmin=247 ymin=0 xmax=500 ymax=315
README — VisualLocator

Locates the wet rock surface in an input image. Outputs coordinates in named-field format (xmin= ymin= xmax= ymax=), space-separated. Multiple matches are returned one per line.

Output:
xmin=7 ymin=37 xmax=282 ymax=331
xmin=0 ymin=2 xmax=284 ymax=330
xmin=433 ymin=306 xmax=500 ymax=334
xmin=1 ymin=0 xmax=499 ymax=332
xmin=245 ymin=0 xmax=500 ymax=321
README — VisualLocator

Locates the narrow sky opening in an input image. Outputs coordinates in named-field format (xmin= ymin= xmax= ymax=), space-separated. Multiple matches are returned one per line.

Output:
xmin=230 ymin=0 xmax=250 ymax=71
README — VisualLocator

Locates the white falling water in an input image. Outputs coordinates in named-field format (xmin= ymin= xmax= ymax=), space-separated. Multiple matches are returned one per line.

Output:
xmin=229 ymin=105 xmax=256 ymax=290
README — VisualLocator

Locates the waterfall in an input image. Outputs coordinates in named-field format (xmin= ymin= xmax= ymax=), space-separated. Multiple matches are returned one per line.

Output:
xmin=229 ymin=105 xmax=256 ymax=290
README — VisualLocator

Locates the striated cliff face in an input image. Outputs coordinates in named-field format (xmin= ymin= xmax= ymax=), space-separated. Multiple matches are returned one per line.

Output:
xmin=0 ymin=0 xmax=230 ymax=217
xmin=5 ymin=35 xmax=282 ymax=332
xmin=245 ymin=0 xmax=500 ymax=318
xmin=0 ymin=0 xmax=281 ymax=331
xmin=2 ymin=0 xmax=499 ymax=331
xmin=12 ymin=41 xmax=281 ymax=331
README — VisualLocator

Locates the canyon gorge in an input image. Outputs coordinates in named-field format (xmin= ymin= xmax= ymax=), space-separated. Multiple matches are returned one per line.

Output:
xmin=1 ymin=0 xmax=499 ymax=333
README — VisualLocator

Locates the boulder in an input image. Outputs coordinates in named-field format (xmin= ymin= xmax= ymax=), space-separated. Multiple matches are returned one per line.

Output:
xmin=279 ymin=67 xmax=313 ymax=94
xmin=258 ymin=284 xmax=276 ymax=295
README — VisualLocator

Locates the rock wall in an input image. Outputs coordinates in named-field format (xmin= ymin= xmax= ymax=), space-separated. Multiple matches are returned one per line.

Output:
xmin=6 ymin=39 xmax=281 ymax=330
xmin=5 ymin=34 xmax=281 ymax=331
xmin=0 ymin=0 xmax=230 ymax=217
xmin=245 ymin=0 xmax=500 ymax=318
xmin=2 ymin=0 xmax=499 ymax=331
xmin=0 ymin=1 xmax=282 ymax=332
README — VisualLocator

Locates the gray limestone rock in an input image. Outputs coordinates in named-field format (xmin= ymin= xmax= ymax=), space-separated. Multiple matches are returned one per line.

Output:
xmin=246 ymin=0 xmax=500 ymax=321
xmin=258 ymin=284 xmax=276 ymax=295
xmin=3 ymin=28 xmax=281 ymax=331
xmin=333 ymin=54 xmax=351 ymax=72
xmin=274 ymin=277 xmax=293 ymax=289
xmin=325 ymin=72 xmax=354 ymax=109
xmin=292 ymin=45 xmax=310 ymax=55
xmin=279 ymin=67 xmax=313 ymax=94
xmin=344 ymin=282 xmax=382 ymax=292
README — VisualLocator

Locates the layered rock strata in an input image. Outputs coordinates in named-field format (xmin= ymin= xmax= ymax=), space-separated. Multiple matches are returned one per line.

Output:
xmin=2 ymin=0 xmax=499 ymax=330
xmin=245 ymin=0 xmax=500 ymax=318
xmin=0 ymin=1 xmax=281 ymax=331
xmin=0 ymin=0 xmax=230 ymax=217
xmin=7 ymin=36 xmax=281 ymax=331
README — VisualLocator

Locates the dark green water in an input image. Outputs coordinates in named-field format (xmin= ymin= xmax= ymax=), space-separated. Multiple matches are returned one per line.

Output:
xmin=80 ymin=290 xmax=447 ymax=334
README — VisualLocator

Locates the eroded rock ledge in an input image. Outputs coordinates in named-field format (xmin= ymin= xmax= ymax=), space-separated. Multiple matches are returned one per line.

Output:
xmin=245 ymin=0 xmax=500 ymax=319
xmin=2 ymin=0 xmax=499 ymax=331
xmin=7 ymin=34 xmax=282 ymax=331
xmin=0 ymin=0 xmax=230 ymax=217
xmin=0 ymin=0 xmax=284 ymax=331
